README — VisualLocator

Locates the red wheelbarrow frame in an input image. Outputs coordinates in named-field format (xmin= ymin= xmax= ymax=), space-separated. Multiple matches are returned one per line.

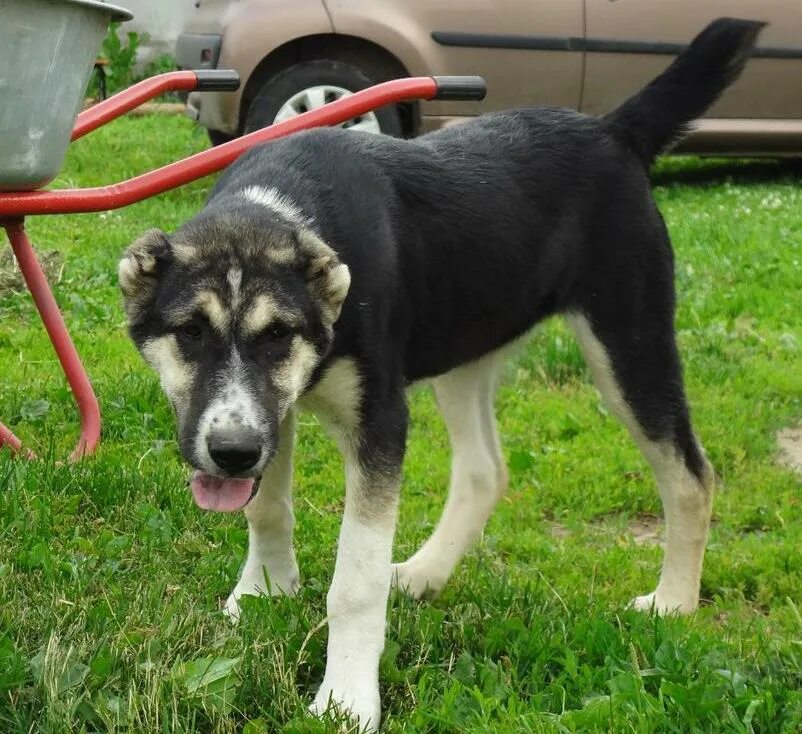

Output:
xmin=0 ymin=70 xmax=485 ymax=460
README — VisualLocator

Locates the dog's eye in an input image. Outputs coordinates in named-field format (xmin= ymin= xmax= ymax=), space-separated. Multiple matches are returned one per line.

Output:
xmin=266 ymin=323 xmax=292 ymax=341
xmin=179 ymin=322 xmax=203 ymax=341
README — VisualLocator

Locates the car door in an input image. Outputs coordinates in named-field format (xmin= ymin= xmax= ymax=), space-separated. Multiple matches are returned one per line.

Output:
xmin=325 ymin=0 xmax=584 ymax=123
xmin=422 ymin=0 xmax=584 ymax=116
xmin=581 ymin=0 xmax=802 ymax=119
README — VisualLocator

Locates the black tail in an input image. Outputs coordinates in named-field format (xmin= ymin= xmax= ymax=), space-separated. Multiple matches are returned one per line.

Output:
xmin=606 ymin=18 xmax=765 ymax=165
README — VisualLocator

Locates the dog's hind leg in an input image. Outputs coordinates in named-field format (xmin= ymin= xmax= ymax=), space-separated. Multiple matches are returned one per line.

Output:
xmin=393 ymin=350 xmax=508 ymax=598
xmin=566 ymin=311 xmax=714 ymax=614
xmin=224 ymin=408 xmax=299 ymax=621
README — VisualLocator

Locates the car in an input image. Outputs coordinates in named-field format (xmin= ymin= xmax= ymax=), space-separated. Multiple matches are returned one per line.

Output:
xmin=176 ymin=0 xmax=802 ymax=154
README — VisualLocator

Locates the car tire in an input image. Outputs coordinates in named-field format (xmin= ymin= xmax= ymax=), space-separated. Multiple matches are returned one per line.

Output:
xmin=243 ymin=59 xmax=404 ymax=137
xmin=207 ymin=128 xmax=235 ymax=147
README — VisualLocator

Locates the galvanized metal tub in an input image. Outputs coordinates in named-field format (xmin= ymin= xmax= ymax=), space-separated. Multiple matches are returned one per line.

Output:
xmin=0 ymin=0 xmax=133 ymax=192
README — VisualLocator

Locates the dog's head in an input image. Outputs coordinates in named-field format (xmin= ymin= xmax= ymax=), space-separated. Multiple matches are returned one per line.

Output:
xmin=119 ymin=207 xmax=350 ymax=511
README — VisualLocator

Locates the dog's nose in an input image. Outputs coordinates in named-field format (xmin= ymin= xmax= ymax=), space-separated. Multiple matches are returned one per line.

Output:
xmin=206 ymin=430 xmax=262 ymax=474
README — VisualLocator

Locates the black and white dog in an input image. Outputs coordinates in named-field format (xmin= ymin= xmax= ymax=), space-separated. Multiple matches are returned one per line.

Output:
xmin=120 ymin=19 xmax=763 ymax=730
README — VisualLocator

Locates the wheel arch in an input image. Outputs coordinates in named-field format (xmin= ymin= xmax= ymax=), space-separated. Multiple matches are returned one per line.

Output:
xmin=239 ymin=34 xmax=419 ymax=136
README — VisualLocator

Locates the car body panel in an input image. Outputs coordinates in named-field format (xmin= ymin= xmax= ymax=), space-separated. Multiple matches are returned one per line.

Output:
xmin=326 ymin=0 xmax=584 ymax=117
xmin=177 ymin=0 xmax=802 ymax=153
xmin=583 ymin=0 xmax=802 ymax=119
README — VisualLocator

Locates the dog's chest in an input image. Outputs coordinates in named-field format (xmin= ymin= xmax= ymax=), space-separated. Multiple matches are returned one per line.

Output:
xmin=298 ymin=357 xmax=362 ymax=444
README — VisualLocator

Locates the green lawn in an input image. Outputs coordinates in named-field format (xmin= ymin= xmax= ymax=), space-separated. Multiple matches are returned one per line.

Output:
xmin=1 ymin=116 xmax=801 ymax=733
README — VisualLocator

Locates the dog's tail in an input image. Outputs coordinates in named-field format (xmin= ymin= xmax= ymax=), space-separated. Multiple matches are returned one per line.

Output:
xmin=605 ymin=17 xmax=765 ymax=166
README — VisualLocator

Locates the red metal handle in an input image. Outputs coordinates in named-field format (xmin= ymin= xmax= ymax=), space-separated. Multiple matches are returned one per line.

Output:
xmin=0 ymin=422 xmax=26 ymax=455
xmin=3 ymin=221 xmax=101 ymax=460
xmin=0 ymin=76 xmax=440 ymax=217
xmin=72 ymin=71 xmax=201 ymax=141
xmin=72 ymin=70 xmax=242 ymax=141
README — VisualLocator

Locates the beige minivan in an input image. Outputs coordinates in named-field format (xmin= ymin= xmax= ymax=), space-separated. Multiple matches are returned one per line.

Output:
xmin=176 ymin=0 xmax=802 ymax=155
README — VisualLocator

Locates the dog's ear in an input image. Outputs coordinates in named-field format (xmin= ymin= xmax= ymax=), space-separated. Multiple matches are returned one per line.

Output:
xmin=118 ymin=229 xmax=172 ymax=320
xmin=297 ymin=229 xmax=351 ymax=326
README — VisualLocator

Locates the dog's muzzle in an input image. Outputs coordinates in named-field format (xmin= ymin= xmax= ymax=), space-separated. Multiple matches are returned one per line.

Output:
xmin=206 ymin=426 xmax=262 ymax=474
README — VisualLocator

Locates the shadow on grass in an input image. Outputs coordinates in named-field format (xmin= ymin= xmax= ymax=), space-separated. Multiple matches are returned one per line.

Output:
xmin=651 ymin=157 xmax=802 ymax=187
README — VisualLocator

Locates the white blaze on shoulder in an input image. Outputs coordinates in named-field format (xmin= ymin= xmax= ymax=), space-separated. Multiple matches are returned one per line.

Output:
xmin=239 ymin=185 xmax=309 ymax=224
xmin=238 ymin=186 xmax=308 ymax=264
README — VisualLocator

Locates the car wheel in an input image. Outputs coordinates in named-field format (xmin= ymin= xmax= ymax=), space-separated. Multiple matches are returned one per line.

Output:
xmin=207 ymin=128 xmax=234 ymax=147
xmin=243 ymin=59 xmax=403 ymax=137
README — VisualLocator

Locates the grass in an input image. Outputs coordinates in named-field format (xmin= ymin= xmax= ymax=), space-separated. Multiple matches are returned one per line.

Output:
xmin=1 ymin=115 xmax=801 ymax=733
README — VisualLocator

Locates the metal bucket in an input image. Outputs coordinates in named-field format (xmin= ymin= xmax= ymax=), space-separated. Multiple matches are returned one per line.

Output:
xmin=0 ymin=0 xmax=133 ymax=192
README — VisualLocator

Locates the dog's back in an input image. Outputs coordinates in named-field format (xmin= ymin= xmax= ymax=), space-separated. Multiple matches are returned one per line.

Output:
xmin=211 ymin=19 xmax=765 ymax=381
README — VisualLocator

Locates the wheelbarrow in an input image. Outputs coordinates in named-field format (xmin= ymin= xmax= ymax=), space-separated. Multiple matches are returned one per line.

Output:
xmin=0 ymin=3 xmax=486 ymax=461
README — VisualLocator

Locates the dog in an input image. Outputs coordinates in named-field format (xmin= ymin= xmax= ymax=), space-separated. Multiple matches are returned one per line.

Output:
xmin=119 ymin=18 xmax=764 ymax=730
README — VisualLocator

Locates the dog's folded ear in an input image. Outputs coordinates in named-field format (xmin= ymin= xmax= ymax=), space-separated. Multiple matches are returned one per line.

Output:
xmin=297 ymin=229 xmax=351 ymax=327
xmin=118 ymin=229 xmax=172 ymax=320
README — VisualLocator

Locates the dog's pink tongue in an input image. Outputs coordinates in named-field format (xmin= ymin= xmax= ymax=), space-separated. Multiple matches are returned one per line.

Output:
xmin=190 ymin=472 xmax=254 ymax=512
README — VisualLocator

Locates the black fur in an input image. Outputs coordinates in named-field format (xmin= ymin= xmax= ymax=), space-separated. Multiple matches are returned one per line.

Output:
xmin=205 ymin=18 xmax=762 ymax=478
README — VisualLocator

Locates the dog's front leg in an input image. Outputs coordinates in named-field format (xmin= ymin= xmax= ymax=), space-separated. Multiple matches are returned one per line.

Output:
xmin=311 ymin=398 xmax=406 ymax=732
xmin=224 ymin=409 xmax=299 ymax=621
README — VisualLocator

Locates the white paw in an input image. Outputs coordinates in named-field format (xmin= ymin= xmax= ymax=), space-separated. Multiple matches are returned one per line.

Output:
xmin=630 ymin=590 xmax=697 ymax=615
xmin=223 ymin=590 xmax=245 ymax=623
xmin=309 ymin=679 xmax=381 ymax=732
xmin=391 ymin=558 xmax=448 ymax=600
xmin=222 ymin=570 xmax=299 ymax=623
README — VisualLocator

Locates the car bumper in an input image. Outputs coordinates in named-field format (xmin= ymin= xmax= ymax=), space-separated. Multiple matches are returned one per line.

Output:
xmin=675 ymin=119 xmax=802 ymax=156
xmin=176 ymin=33 xmax=223 ymax=70
xmin=176 ymin=33 xmax=224 ymax=126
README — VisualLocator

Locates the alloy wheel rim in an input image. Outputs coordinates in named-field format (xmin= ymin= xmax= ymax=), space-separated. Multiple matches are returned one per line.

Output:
xmin=273 ymin=84 xmax=383 ymax=134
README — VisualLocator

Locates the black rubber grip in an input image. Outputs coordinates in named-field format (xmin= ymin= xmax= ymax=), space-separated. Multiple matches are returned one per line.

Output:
xmin=194 ymin=70 xmax=240 ymax=92
xmin=431 ymin=76 xmax=486 ymax=101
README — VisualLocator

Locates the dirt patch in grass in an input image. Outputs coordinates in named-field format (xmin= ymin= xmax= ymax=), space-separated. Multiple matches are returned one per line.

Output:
xmin=550 ymin=523 xmax=572 ymax=539
xmin=551 ymin=514 xmax=663 ymax=546
xmin=625 ymin=516 xmax=664 ymax=545
xmin=777 ymin=427 xmax=802 ymax=474
xmin=0 ymin=247 xmax=64 ymax=297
